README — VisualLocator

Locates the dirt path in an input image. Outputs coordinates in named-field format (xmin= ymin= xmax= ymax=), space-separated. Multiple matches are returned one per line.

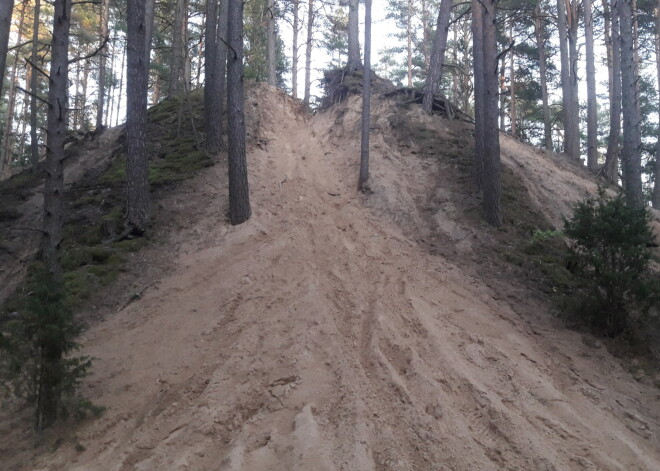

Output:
xmin=3 ymin=86 xmax=660 ymax=470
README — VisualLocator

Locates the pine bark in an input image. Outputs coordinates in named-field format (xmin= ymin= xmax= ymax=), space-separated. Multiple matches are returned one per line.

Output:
xmin=145 ymin=0 xmax=156 ymax=62
xmin=42 ymin=0 xmax=73 ymax=278
xmin=358 ymin=0 xmax=372 ymax=192
xmin=653 ymin=0 xmax=660 ymax=208
xmin=557 ymin=0 xmax=580 ymax=159
xmin=481 ymin=0 xmax=502 ymax=226
xmin=604 ymin=0 xmax=621 ymax=182
xmin=292 ymin=0 xmax=299 ymax=98
xmin=347 ymin=0 xmax=361 ymax=71
xmin=126 ymin=0 xmax=151 ymax=231
xmin=618 ymin=0 xmax=644 ymax=207
xmin=422 ymin=0 xmax=453 ymax=114
xmin=205 ymin=0 xmax=224 ymax=153
xmin=509 ymin=22 xmax=516 ymax=137
xmin=267 ymin=0 xmax=276 ymax=86
xmin=30 ymin=0 xmax=41 ymax=168
xmin=406 ymin=0 xmax=413 ymax=87
xmin=472 ymin=0 xmax=485 ymax=190
xmin=585 ymin=0 xmax=598 ymax=170
xmin=0 ymin=0 xmax=14 ymax=102
xmin=227 ymin=0 xmax=251 ymax=225
xmin=303 ymin=0 xmax=314 ymax=105
xmin=534 ymin=5 xmax=552 ymax=149
xmin=96 ymin=0 xmax=110 ymax=129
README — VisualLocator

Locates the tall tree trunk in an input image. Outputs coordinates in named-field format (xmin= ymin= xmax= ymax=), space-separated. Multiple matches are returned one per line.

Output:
xmin=509 ymin=22 xmax=516 ymax=137
xmin=81 ymin=60 xmax=90 ymax=130
xmin=358 ymin=0 xmax=372 ymax=192
xmin=421 ymin=0 xmax=431 ymax=69
xmin=1 ymin=2 xmax=26 ymax=173
xmin=534 ymin=5 xmax=552 ymax=149
xmin=499 ymin=54 xmax=506 ymax=130
xmin=145 ymin=0 xmax=156 ymax=61
xmin=292 ymin=0 xmax=299 ymax=98
xmin=604 ymin=0 xmax=621 ymax=182
xmin=422 ymin=0 xmax=453 ymax=114
xmin=30 ymin=0 xmax=41 ymax=168
xmin=227 ymin=0 xmax=251 ymax=225
xmin=567 ymin=0 xmax=580 ymax=159
xmin=115 ymin=45 xmax=126 ymax=127
xmin=96 ymin=0 xmax=110 ymax=129
xmin=472 ymin=0 xmax=485 ymax=190
xmin=585 ymin=0 xmax=598 ymax=170
xmin=126 ymin=0 xmax=151 ymax=231
xmin=168 ymin=0 xmax=187 ymax=97
xmin=653 ymin=0 xmax=660 ymax=208
xmin=205 ymin=0 xmax=222 ymax=153
xmin=303 ymin=0 xmax=314 ymax=105
xmin=267 ymin=0 xmax=276 ymax=86
xmin=0 ymin=0 xmax=14 ymax=102
xmin=347 ymin=0 xmax=360 ymax=71
xmin=406 ymin=0 xmax=413 ymax=87
xmin=618 ymin=0 xmax=643 ymax=207
xmin=481 ymin=0 xmax=502 ymax=226
xmin=451 ymin=21 xmax=459 ymax=103
xmin=42 ymin=0 xmax=72 ymax=278
xmin=557 ymin=0 xmax=579 ymax=159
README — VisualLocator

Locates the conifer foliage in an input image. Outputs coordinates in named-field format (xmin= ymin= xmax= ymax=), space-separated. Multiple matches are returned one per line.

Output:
xmin=564 ymin=190 xmax=659 ymax=336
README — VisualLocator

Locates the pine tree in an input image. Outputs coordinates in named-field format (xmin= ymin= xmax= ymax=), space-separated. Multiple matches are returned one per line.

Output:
xmin=126 ymin=0 xmax=151 ymax=232
xmin=227 ymin=0 xmax=251 ymax=225
xmin=422 ymin=0 xmax=453 ymax=115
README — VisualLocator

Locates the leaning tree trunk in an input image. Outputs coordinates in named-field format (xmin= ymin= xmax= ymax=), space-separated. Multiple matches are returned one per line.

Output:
xmin=126 ymin=0 xmax=151 ymax=231
xmin=358 ymin=0 xmax=372 ymax=192
xmin=96 ymin=0 xmax=110 ymax=129
xmin=422 ymin=0 xmax=453 ymax=115
xmin=481 ymin=0 xmax=502 ymax=227
xmin=347 ymin=0 xmax=361 ymax=71
xmin=604 ymin=0 xmax=621 ymax=182
xmin=618 ymin=0 xmax=644 ymax=207
xmin=267 ymin=0 xmax=276 ymax=86
xmin=303 ymin=0 xmax=314 ymax=105
xmin=0 ymin=0 xmax=14 ymax=102
xmin=227 ymin=0 xmax=251 ymax=225
xmin=653 ymin=0 xmax=660 ymax=208
xmin=585 ymin=0 xmax=598 ymax=171
xmin=472 ymin=0 xmax=485 ymax=190
xmin=534 ymin=5 xmax=552 ymax=149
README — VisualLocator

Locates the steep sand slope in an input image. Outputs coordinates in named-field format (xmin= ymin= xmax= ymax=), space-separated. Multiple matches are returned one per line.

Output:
xmin=3 ymin=85 xmax=660 ymax=470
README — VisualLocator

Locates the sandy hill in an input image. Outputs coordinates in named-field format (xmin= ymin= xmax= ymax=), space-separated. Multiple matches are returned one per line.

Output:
xmin=2 ymin=83 xmax=660 ymax=470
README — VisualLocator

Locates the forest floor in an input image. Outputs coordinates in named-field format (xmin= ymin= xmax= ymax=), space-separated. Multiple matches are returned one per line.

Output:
xmin=2 ymin=83 xmax=660 ymax=470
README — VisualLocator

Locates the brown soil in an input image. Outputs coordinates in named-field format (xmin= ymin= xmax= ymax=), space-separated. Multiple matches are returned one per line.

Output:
xmin=2 ymin=84 xmax=660 ymax=470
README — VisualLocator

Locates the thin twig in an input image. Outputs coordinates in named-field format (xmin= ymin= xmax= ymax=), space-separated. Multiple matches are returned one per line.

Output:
xmin=68 ymin=36 xmax=110 ymax=64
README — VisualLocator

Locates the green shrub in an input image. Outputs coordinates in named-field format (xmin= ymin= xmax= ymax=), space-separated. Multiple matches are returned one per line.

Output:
xmin=563 ymin=189 xmax=658 ymax=336
xmin=0 ymin=267 xmax=93 ymax=434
